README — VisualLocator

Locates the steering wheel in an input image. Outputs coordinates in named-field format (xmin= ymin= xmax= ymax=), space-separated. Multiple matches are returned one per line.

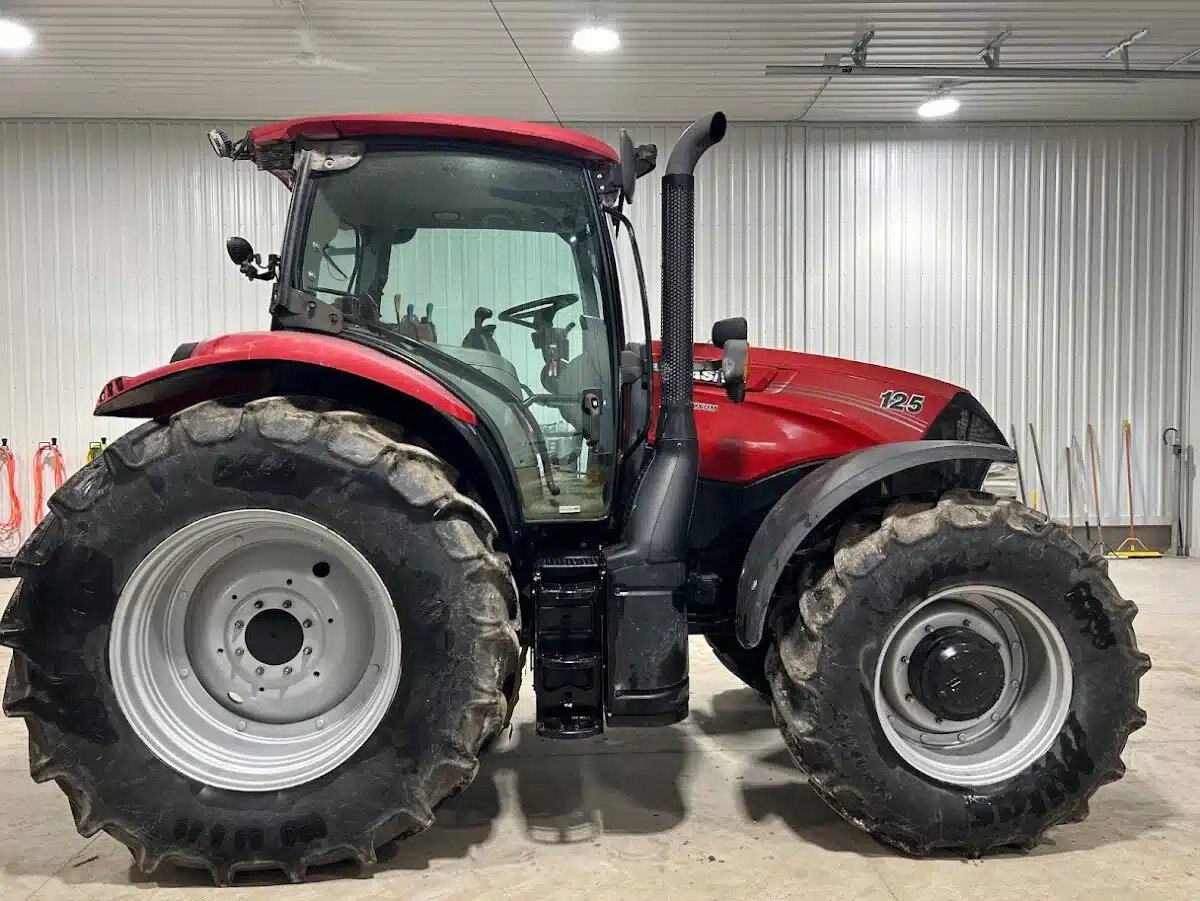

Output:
xmin=497 ymin=293 xmax=579 ymax=330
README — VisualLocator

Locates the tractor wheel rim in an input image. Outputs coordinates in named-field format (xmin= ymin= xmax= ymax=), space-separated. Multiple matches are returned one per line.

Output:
xmin=872 ymin=584 xmax=1072 ymax=787
xmin=109 ymin=509 xmax=402 ymax=793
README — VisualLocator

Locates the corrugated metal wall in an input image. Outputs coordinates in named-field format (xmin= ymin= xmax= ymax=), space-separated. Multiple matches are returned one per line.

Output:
xmin=0 ymin=119 xmax=1190 ymax=551
xmin=1185 ymin=123 xmax=1199 ymax=554
xmin=0 ymin=120 xmax=287 ymax=553
xmin=804 ymin=124 xmax=1189 ymax=528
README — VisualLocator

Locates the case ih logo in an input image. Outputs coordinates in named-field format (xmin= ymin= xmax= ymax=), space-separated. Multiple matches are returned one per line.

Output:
xmin=693 ymin=368 xmax=725 ymax=385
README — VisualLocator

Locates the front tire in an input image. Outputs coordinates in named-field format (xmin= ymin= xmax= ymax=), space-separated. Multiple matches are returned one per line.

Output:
xmin=705 ymin=633 xmax=770 ymax=697
xmin=1 ymin=397 xmax=520 ymax=883
xmin=768 ymin=491 xmax=1150 ymax=855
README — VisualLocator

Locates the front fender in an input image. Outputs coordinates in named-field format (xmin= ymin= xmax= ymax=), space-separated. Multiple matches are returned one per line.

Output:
xmin=95 ymin=331 xmax=476 ymax=422
xmin=734 ymin=440 xmax=1017 ymax=648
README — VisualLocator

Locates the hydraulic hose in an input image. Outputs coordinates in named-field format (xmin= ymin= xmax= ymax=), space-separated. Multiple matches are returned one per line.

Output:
xmin=33 ymin=440 xmax=67 ymax=525
xmin=0 ymin=441 xmax=21 ymax=545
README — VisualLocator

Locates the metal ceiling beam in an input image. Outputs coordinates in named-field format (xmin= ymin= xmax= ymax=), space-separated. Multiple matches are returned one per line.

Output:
xmin=765 ymin=64 xmax=1200 ymax=82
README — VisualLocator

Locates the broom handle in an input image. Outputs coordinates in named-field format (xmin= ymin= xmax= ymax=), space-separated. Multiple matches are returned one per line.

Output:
xmin=1064 ymin=446 xmax=1074 ymax=532
xmin=1123 ymin=420 xmax=1135 ymax=540
xmin=1087 ymin=424 xmax=1103 ymax=531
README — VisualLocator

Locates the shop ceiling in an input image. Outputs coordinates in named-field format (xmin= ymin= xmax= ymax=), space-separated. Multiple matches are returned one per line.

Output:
xmin=0 ymin=1 xmax=1198 ymax=123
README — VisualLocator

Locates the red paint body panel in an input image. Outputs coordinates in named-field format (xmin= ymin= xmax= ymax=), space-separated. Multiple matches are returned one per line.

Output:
xmin=94 ymin=331 xmax=477 ymax=424
xmin=651 ymin=343 xmax=963 ymax=483
xmin=248 ymin=114 xmax=619 ymax=164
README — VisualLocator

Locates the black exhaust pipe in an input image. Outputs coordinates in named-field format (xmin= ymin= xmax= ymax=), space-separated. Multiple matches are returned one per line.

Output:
xmin=605 ymin=112 xmax=727 ymax=726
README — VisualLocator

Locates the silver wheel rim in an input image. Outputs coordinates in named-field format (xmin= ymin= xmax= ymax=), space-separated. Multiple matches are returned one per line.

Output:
xmin=109 ymin=510 xmax=402 ymax=792
xmin=872 ymin=585 xmax=1072 ymax=787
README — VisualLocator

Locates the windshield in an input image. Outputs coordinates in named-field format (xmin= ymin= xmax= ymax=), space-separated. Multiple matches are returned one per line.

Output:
xmin=296 ymin=148 xmax=616 ymax=521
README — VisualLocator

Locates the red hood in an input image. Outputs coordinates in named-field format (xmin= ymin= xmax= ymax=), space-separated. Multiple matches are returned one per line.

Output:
xmin=650 ymin=342 xmax=969 ymax=483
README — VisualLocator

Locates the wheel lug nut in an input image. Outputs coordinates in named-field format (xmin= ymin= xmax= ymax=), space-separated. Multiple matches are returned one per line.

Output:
xmin=283 ymin=666 xmax=293 ymax=676
xmin=254 ymin=600 xmax=264 ymax=609
xmin=904 ymin=693 xmax=914 ymax=702
xmin=993 ymin=642 xmax=1001 ymax=649
xmin=303 ymin=647 xmax=312 ymax=655
xmin=283 ymin=600 xmax=292 ymax=609
xmin=234 ymin=620 xmax=244 ymax=630
xmin=255 ymin=666 xmax=265 ymax=676
xmin=957 ymin=732 xmax=968 ymax=743
xmin=962 ymin=618 xmax=971 ymax=627
xmin=304 ymin=619 xmax=313 ymax=628
xmin=900 ymin=656 xmax=909 ymax=664
xmin=935 ymin=717 xmax=943 ymax=724
xmin=235 ymin=648 xmax=244 ymax=657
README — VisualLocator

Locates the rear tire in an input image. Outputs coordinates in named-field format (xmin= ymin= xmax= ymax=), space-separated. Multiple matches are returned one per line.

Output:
xmin=0 ymin=397 xmax=520 ymax=883
xmin=768 ymin=491 xmax=1150 ymax=855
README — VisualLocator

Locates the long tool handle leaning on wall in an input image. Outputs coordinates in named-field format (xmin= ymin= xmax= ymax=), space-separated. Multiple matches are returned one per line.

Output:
xmin=1009 ymin=425 xmax=1027 ymax=504
xmin=1071 ymin=435 xmax=1092 ymax=546
xmin=1162 ymin=427 xmax=1184 ymax=555
xmin=1086 ymin=424 xmax=1113 ymax=554
xmin=1028 ymin=423 xmax=1049 ymax=514
xmin=1064 ymin=446 xmax=1075 ymax=535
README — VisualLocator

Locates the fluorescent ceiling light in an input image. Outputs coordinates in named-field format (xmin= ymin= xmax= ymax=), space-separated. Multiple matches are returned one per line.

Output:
xmin=0 ymin=17 xmax=33 ymax=51
xmin=917 ymin=95 xmax=960 ymax=118
xmin=572 ymin=24 xmax=620 ymax=53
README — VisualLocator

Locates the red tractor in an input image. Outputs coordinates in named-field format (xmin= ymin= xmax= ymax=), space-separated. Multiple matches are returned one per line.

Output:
xmin=2 ymin=112 xmax=1148 ymax=883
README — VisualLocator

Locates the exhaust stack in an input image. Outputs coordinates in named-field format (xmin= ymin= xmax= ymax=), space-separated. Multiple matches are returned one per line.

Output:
xmin=605 ymin=112 xmax=727 ymax=727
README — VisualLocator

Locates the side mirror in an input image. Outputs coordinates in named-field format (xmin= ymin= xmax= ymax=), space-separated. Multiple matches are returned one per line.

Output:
xmin=225 ymin=236 xmax=279 ymax=282
xmin=711 ymin=316 xmax=747 ymax=348
xmin=619 ymin=130 xmax=637 ymax=202
xmin=226 ymin=236 xmax=255 ymax=265
xmin=720 ymin=338 xmax=750 ymax=403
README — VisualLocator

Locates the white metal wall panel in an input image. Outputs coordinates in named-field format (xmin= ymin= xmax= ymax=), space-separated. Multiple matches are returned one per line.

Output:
xmin=0 ymin=120 xmax=287 ymax=551
xmin=0 ymin=118 xmax=1189 ymax=550
xmin=1185 ymin=123 xmax=1199 ymax=554
xmin=804 ymin=124 xmax=1188 ymax=525
xmin=581 ymin=124 xmax=795 ymax=346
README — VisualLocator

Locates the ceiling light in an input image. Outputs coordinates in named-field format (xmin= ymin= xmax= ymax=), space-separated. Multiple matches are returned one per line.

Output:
xmin=917 ymin=94 xmax=960 ymax=119
xmin=0 ymin=17 xmax=33 ymax=52
xmin=572 ymin=24 xmax=620 ymax=53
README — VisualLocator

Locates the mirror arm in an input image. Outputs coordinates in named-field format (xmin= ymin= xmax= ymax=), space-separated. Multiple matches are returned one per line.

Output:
xmin=239 ymin=253 xmax=280 ymax=282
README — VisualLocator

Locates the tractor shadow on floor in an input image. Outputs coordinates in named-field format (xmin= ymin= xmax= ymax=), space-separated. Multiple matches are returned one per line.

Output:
xmin=378 ymin=720 xmax=692 ymax=871
xmin=738 ymin=745 xmax=1178 ymax=860
xmin=689 ymin=687 xmax=777 ymax=735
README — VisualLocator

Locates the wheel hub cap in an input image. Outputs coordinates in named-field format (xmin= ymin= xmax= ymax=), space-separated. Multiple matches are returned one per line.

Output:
xmin=873 ymin=585 xmax=1072 ymax=787
xmin=244 ymin=609 xmax=305 ymax=665
xmin=907 ymin=626 xmax=1006 ymax=721
xmin=109 ymin=510 xmax=402 ymax=792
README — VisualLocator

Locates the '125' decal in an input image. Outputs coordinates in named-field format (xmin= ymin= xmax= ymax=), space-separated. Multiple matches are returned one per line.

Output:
xmin=879 ymin=390 xmax=925 ymax=413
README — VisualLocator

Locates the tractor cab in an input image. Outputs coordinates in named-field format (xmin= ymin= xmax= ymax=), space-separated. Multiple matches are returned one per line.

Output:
xmin=217 ymin=116 xmax=655 ymax=525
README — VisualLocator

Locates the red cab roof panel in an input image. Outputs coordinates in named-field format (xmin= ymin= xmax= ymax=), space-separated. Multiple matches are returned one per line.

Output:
xmin=248 ymin=113 xmax=618 ymax=164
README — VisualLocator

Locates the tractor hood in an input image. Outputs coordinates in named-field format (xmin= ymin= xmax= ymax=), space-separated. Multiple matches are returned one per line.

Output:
xmin=649 ymin=342 xmax=999 ymax=483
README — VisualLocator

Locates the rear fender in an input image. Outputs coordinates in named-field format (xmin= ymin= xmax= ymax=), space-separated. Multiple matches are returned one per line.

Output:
xmin=95 ymin=331 xmax=475 ymax=422
xmin=734 ymin=440 xmax=1017 ymax=648
xmin=94 ymin=331 xmax=521 ymax=542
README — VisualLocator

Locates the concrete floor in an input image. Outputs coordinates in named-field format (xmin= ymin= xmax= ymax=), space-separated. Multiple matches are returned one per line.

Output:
xmin=0 ymin=560 xmax=1197 ymax=900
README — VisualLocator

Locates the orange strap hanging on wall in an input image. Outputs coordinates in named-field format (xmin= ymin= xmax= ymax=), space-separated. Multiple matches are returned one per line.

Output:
xmin=33 ymin=440 xmax=67 ymax=525
xmin=0 ymin=440 xmax=22 ymax=544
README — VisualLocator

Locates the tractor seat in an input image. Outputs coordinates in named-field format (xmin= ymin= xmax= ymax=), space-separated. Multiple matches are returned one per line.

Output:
xmin=435 ymin=343 xmax=524 ymax=401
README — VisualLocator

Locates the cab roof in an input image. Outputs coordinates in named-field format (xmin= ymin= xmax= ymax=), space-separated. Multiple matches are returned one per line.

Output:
xmin=248 ymin=114 xmax=619 ymax=164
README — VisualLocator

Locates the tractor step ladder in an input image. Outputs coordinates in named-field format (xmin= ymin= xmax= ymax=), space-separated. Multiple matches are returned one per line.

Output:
xmin=533 ymin=555 xmax=605 ymax=738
